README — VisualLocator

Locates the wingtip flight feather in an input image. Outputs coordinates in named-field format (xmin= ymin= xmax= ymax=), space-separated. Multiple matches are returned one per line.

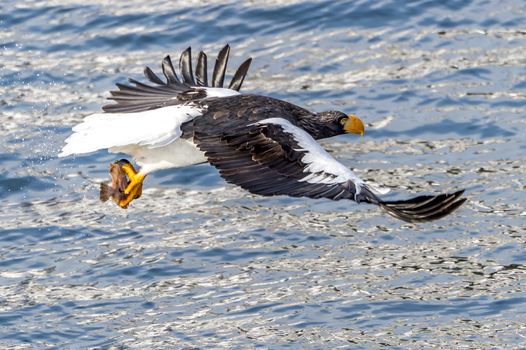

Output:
xmin=196 ymin=51 xmax=208 ymax=86
xmin=161 ymin=55 xmax=180 ymax=85
xmin=378 ymin=189 xmax=466 ymax=223
xmin=179 ymin=47 xmax=196 ymax=85
xmin=144 ymin=66 xmax=164 ymax=85
xmin=212 ymin=44 xmax=231 ymax=87
xmin=229 ymin=57 xmax=252 ymax=91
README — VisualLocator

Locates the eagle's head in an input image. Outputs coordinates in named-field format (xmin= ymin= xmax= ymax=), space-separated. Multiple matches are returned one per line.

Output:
xmin=302 ymin=111 xmax=365 ymax=139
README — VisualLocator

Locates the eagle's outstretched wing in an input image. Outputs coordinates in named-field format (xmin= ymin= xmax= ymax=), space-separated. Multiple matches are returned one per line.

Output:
xmin=59 ymin=45 xmax=250 ymax=157
xmin=102 ymin=44 xmax=252 ymax=113
xmin=194 ymin=117 xmax=466 ymax=223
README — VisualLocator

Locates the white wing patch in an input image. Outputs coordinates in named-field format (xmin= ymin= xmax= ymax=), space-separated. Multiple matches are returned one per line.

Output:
xmin=59 ymin=104 xmax=203 ymax=157
xmin=202 ymin=87 xmax=241 ymax=98
xmin=365 ymin=181 xmax=391 ymax=195
xmin=251 ymin=118 xmax=365 ymax=193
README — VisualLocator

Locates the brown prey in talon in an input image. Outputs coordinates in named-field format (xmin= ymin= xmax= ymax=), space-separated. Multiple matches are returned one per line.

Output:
xmin=99 ymin=159 xmax=129 ymax=207
xmin=99 ymin=159 xmax=144 ymax=209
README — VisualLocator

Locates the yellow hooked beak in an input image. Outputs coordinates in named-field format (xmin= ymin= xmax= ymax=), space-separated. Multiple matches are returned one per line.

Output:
xmin=343 ymin=114 xmax=365 ymax=136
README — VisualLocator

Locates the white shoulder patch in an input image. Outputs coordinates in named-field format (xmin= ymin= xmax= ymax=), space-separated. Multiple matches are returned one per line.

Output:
xmin=202 ymin=87 xmax=240 ymax=98
xmin=59 ymin=104 xmax=203 ymax=157
xmin=251 ymin=117 xmax=365 ymax=193
xmin=365 ymin=181 xmax=391 ymax=195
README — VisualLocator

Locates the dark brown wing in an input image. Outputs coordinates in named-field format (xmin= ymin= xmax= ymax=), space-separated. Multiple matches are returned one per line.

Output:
xmin=102 ymin=44 xmax=252 ymax=113
xmin=193 ymin=115 xmax=465 ymax=223
xmin=194 ymin=118 xmax=363 ymax=200
xmin=378 ymin=190 xmax=466 ymax=223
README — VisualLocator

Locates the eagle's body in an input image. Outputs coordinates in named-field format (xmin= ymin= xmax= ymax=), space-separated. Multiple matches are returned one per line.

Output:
xmin=59 ymin=45 xmax=466 ymax=223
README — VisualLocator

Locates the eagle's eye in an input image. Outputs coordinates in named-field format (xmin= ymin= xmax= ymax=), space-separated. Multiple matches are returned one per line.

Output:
xmin=339 ymin=117 xmax=348 ymax=126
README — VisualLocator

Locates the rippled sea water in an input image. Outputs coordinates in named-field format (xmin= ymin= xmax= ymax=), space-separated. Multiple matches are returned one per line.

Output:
xmin=1 ymin=0 xmax=526 ymax=348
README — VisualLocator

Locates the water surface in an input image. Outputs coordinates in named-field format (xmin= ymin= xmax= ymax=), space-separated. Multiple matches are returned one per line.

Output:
xmin=1 ymin=0 xmax=526 ymax=348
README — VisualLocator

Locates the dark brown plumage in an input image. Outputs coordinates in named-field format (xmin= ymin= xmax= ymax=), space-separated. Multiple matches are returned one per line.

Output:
xmin=187 ymin=95 xmax=466 ymax=223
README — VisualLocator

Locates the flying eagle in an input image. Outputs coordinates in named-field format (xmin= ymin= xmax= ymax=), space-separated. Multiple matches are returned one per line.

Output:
xmin=59 ymin=45 xmax=466 ymax=223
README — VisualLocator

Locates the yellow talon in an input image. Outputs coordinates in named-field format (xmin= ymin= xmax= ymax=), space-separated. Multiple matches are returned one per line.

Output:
xmin=119 ymin=162 xmax=144 ymax=195
xmin=116 ymin=161 xmax=146 ymax=209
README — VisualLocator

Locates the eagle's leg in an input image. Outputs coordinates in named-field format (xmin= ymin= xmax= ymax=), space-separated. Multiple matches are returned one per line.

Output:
xmin=118 ymin=162 xmax=146 ymax=208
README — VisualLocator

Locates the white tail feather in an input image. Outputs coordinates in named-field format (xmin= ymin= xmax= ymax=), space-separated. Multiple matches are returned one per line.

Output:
xmin=59 ymin=105 xmax=203 ymax=157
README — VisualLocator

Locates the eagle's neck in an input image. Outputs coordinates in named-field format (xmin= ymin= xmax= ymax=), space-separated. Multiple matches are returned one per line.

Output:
xmin=297 ymin=115 xmax=341 ymax=140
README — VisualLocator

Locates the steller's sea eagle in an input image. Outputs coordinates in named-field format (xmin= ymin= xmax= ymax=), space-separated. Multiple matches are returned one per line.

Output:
xmin=59 ymin=45 xmax=466 ymax=223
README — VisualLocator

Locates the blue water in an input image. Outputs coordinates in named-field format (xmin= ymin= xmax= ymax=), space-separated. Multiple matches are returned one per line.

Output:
xmin=1 ymin=0 xmax=526 ymax=348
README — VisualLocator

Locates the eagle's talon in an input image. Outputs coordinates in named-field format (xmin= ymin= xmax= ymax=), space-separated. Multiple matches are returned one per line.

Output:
xmin=117 ymin=160 xmax=145 ymax=197
xmin=118 ymin=174 xmax=145 ymax=208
